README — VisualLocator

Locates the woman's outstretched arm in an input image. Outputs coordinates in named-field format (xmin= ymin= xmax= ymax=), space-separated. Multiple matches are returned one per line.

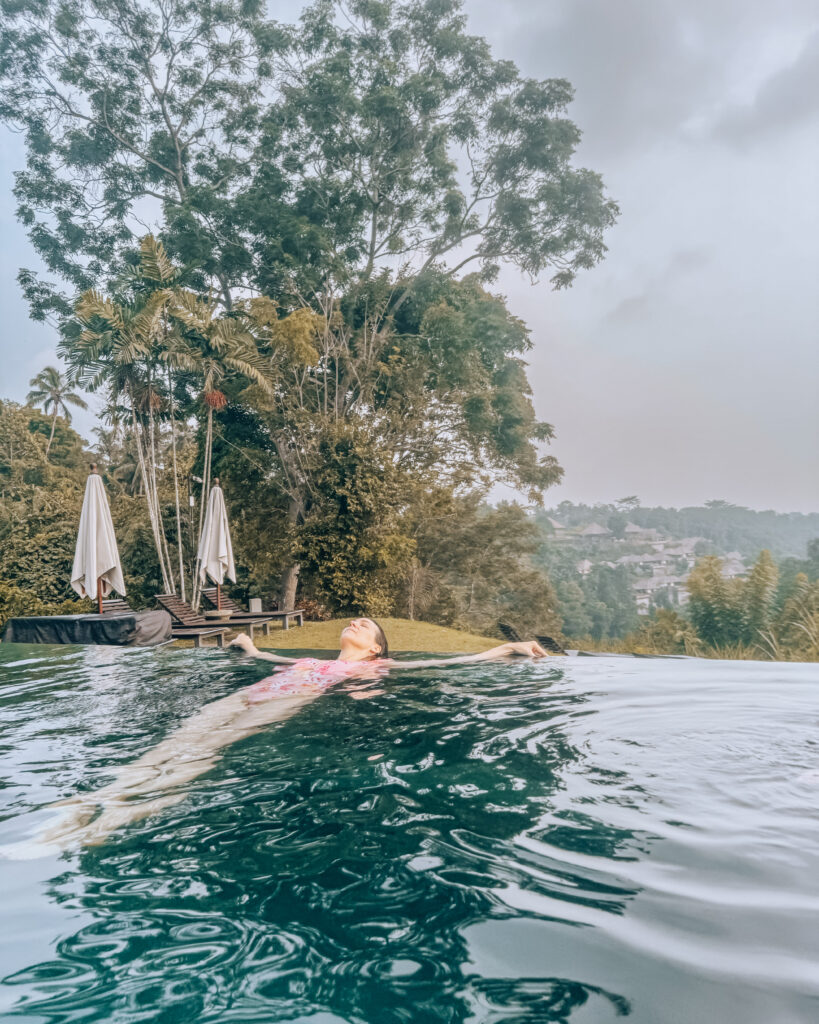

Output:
xmin=229 ymin=632 xmax=299 ymax=663
xmin=385 ymin=640 xmax=548 ymax=671
xmin=228 ymin=634 xmax=548 ymax=669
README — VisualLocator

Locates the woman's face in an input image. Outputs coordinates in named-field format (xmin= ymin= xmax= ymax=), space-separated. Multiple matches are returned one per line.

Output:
xmin=340 ymin=618 xmax=382 ymax=657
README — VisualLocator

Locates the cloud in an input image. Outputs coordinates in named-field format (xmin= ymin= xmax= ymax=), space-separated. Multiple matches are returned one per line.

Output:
xmin=605 ymin=248 xmax=710 ymax=326
xmin=711 ymin=29 xmax=819 ymax=144
xmin=467 ymin=0 xmax=819 ymax=161
xmin=468 ymin=0 xmax=726 ymax=159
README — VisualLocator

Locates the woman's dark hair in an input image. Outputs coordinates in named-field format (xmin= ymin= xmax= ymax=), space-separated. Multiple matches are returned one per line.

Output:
xmin=368 ymin=619 xmax=389 ymax=659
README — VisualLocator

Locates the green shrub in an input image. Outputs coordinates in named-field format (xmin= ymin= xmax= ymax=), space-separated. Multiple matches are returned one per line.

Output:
xmin=0 ymin=581 xmax=91 ymax=629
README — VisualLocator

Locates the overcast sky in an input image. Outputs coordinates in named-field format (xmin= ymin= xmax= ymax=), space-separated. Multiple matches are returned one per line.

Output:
xmin=1 ymin=0 xmax=817 ymax=511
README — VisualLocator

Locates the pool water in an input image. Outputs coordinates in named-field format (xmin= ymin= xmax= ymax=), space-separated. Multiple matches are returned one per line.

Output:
xmin=0 ymin=643 xmax=817 ymax=1023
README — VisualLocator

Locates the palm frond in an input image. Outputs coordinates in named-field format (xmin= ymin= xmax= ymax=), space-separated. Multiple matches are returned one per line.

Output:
xmin=28 ymin=365 xmax=62 ymax=389
xmin=209 ymin=318 xmax=255 ymax=351
xmin=157 ymin=335 xmax=200 ymax=372
xmin=167 ymin=289 xmax=212 ymax=330
xmin=223 ymin=354 xmax=275 ymax=393
xmin=139 ymin=235 xmax=178 ymax=284
xmin=75 ymin=290 xmax=127 ymax=331
xmin=73 ymin=361 xmax=110 ymax=393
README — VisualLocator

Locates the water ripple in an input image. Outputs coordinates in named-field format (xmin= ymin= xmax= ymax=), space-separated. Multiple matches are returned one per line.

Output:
xmin=1 ymin=646 xmax=818 ymax=1022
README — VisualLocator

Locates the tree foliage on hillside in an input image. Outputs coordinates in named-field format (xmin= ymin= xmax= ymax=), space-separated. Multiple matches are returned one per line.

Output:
xmin=405 ymin=491 xmax=562 ymax=638
xmin=533 ymin=541 xmax=639 ymax=640
xmin=630 ymin=551 xmax=817 ymax=661
xmin=543 ymin=501 xmax=819 ymax=560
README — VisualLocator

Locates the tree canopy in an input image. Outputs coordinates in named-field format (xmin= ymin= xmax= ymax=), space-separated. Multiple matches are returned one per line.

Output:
xmin=1 ymin=0 xmax=618 ymax=320
xmin=1 ymin=0 xmax=619 ymax=618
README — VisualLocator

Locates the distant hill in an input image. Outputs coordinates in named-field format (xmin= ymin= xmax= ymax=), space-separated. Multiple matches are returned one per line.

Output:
xmin=538 ymin=502 xmax=819 ymax=560
xmin=531 ymin=500 xmax=818 ymax=640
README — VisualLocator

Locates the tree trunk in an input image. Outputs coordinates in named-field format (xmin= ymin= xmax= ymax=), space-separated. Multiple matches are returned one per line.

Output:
xmin=279 ymin=564 xmax=300 ymax=612
xmin=46 ymin=409 xmax=57 ymax=458
xmin=167 ymin=367 xmax=186 ymax=602
xmin=191 ymin=406 xmax=213 ymax=611
xmin=147 ymin=370 xmax=176 ymax=594
xmin=407 ymin=561 xmax=418 ymax=620
xmin=278 ymin=496 xmax=303 ymax=611
xmin=129 ymin=391 xmax=173 ymax=595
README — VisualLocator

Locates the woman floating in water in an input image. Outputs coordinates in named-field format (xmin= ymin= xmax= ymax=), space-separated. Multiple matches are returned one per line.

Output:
xmin=34 ymin=620 xmax=546 ymax=851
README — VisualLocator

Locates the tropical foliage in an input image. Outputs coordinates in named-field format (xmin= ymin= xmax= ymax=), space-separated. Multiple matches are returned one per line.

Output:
xmin=1 ymin=0 xmax=618 ymax=607
xmin=0 ymin=401 xmax=167 ymax=613
xmin=621 ymin=552 xmax=818 ymax=661
xmin=65 ymin=235 xmax=277 ymax=601
xmin=26 ymin=366 xmax=87 ymax=457
xmin=534 ymin=542 xmax=640 ymax=640
xmin=0 ymin=396 xmax=563 ymax=636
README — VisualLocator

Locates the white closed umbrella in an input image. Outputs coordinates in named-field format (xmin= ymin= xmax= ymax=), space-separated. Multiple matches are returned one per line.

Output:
xmin=71 ymin=467 xmax=126 ymax=611
xmin=197 ymin=478 xmax=235 ymax=608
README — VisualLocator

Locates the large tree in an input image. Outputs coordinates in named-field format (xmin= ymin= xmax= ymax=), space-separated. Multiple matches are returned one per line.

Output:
xmin=2 ymin=0 xmax=618 ymax=608
xmin=1 ymin=0 xmax=617 ymax=314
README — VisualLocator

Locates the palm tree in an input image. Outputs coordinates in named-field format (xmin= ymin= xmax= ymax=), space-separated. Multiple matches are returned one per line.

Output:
xmin=67 ymin=235 xmax=274 ymax=603
xmin=165 ymin=290 xmax=275 ymax=607
xmin=69 ymin=239 xmax=178 ymax=593
xmin=27 ymin=365 xmax=88 ymax=458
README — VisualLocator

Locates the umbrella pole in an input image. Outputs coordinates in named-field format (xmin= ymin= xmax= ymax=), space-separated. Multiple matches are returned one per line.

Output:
xmin=97 ymin=578 xmax=103 ymax=615
xmin=217 ymin=581 xmax=221 ymax=610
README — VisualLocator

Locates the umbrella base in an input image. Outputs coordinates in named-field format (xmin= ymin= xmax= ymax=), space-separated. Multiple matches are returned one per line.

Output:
xmin=202 ymin=608 xmax=233 ymax=621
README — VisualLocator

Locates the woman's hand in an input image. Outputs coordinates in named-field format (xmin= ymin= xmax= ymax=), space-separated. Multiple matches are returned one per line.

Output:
xmin=230 ymin=632 xmax=257 ymax=655
xmin=503 ymin=640 xmax=548 ymax=659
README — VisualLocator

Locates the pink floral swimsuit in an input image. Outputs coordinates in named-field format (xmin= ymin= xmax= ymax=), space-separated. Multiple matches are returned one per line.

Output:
xmin=245 ymin=657 xmax=390 ymax=703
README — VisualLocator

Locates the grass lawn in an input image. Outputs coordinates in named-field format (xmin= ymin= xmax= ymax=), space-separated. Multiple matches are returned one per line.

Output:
xmin=250 ymin=617 xmax=498 ymax=653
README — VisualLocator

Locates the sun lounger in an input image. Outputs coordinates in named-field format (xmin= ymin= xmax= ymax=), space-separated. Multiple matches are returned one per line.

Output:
xmin=154 ymin=594 xmax=236 ymax=647
xmin=534 ymin=634 xmax=567 ymax=655
xmin=156 ymin=593 xmax=271 ymax=642
xmin=498 ymin=622 xmax=523 ymax=643
xmin=200 ymin=589 xmax=273 ymax=635
xmin=166 ymin=625 xmax=230 ymax=648
xmin=201 ymin=588 xmax=304 ymax=630
xmin=498 ymin=622 xmax=566 ymax=655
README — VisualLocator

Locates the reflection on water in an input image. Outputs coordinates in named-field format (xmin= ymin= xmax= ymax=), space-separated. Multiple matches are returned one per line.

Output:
xmin=1 ymin=644 xmax=818 ymax=1023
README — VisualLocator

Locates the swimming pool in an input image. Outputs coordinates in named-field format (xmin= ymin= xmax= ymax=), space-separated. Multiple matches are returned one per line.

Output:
xmin=0 ymin=643 xmax=817 ymax=1023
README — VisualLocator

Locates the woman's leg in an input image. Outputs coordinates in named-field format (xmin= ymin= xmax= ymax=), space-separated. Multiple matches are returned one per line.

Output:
xmin=41 ymin=691 xmax=315 ymax=847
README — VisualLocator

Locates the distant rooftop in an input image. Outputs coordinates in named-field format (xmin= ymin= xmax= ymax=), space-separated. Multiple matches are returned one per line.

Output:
xmin=633 ymin=575 xmax=688 ymax=592
xmin=617 ymin=552 xmax=668 ymax=564
xmin=579 ymin=522 xmax=611 ymax=536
